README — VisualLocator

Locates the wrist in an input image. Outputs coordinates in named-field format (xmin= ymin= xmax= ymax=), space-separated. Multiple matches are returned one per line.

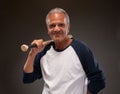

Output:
xmin=28 ymin=50 xmax=37 ymax=57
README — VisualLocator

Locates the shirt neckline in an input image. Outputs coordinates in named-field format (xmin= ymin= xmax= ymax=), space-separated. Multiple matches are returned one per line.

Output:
xmin=52 ymin=38 xmax=73 ymax=52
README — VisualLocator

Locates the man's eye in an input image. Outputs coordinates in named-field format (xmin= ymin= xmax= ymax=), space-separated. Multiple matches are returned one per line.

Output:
xmin=58 ymin=24 xmax=65 ymax=27
xmin=49 ymin=24 xmax=55 ymax=28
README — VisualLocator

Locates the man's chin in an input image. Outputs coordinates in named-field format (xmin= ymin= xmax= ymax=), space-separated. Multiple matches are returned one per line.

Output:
xmin=52 ymin=35 xmax=64 ymax=42
xmin=53 ymin=38 xmax=63 ymax=43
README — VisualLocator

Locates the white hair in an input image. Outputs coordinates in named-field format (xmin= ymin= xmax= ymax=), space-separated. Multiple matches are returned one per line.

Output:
xmin=46 ymin=8 xmax=70 ymax=25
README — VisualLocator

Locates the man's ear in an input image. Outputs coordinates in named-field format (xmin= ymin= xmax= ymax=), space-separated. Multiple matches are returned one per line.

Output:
xmin=68 ymin=23 xmax=70 ymax=30
xmin=67 ymin=24 xmax=70 ymax=34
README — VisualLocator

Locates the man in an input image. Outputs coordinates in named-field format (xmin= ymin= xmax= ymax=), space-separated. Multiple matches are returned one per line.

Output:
xmin=23 ymin=8 xmax=106 ymax=94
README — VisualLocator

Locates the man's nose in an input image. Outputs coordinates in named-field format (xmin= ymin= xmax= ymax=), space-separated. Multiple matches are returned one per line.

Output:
xmin=54 ymin=25 xmax=60 ymax=31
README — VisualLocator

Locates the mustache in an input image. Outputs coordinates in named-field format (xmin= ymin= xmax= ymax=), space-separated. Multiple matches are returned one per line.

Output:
xmin=51 ymin=31 xmax=64 ymax=35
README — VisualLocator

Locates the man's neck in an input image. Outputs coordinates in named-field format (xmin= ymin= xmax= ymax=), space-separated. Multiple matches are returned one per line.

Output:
xmin=54 ymin=37 xmax=72 ymax=50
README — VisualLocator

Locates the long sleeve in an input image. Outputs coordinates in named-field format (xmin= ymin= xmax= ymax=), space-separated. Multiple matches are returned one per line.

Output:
xmin=23 ymin=53 xmax=43 ymax=83
xmin=83 ymin=47 xmax=106 ymax=94
xmin=71 ymin=39 xmax=106 ymax=94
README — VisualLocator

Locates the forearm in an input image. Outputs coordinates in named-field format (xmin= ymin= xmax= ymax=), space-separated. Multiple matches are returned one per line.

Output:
xmin=23 ymin=51 xmax=42 ymax=83
xmin=23 ymin=51 xmax=36 ymax=73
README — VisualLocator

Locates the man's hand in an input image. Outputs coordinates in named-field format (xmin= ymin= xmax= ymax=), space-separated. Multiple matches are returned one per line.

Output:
xmin=87 ymin=90 xmax=91 ymax=94
xmin=30 ymin=39 xmax=45 ymax=55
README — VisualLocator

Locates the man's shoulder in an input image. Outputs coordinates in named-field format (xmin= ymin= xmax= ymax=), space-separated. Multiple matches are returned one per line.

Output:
xmin=71 ymin=38 xmax=89 ymax=49
xmin=36 ymin=42 xmax=53 ymax=58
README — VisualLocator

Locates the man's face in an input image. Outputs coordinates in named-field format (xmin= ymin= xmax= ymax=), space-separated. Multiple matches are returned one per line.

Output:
xmin=47 ymin=13 xmax=70 ymax=42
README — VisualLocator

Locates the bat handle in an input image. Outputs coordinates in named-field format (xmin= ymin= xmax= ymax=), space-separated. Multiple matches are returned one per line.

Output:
xmin=21 ymin=40 xmax=53 ymax=52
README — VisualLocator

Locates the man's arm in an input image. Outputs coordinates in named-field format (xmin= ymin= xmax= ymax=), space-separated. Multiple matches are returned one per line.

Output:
xmin=23 ymin=51 xmax=36 ymax=73
xmin=23 ymin=39 xmax=44 ymax=83
xmin=84 ymin=47 xmax=106 ymax=94
xmin=71 ymin=40 xmax=106 ymax=94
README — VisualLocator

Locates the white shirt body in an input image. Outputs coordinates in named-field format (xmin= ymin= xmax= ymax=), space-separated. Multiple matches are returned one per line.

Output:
xmin=40 ymin=46 xmax=88 ymax=94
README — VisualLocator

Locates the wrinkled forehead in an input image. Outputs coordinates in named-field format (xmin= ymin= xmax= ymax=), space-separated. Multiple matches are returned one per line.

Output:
xmin=47 ymin=13 xmax=67 ymax=24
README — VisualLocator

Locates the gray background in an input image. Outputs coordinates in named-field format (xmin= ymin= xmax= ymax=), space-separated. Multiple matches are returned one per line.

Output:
xmin=0 ymin=0 xmax=120 ymax=94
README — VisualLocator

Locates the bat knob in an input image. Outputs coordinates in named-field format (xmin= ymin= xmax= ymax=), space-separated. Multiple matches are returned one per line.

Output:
xmin=21 ymin=44 xmax=29 ymax=52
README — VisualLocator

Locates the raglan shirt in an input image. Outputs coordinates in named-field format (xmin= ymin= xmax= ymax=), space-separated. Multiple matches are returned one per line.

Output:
xmin=23 ymin=38 xmax=106 ymax=94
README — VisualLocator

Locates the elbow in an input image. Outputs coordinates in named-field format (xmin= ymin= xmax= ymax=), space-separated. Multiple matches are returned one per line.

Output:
xmin=88 ymin=79 xmax=106 ymax=94
xmin=22 ymin=72 xmax=34 ymax=84
xmin=23 ymin=79 xmax=34 ymax=84
xmin=100 ymin=79 xmax=106 ymax=90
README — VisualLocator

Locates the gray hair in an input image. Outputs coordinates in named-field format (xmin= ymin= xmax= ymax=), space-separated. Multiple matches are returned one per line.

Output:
xmin=46 ymin=8 xmax=70 ymax=25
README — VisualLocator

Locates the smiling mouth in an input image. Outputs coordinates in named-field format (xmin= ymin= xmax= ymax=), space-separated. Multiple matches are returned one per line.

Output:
xmin=52 ymin=33 xmax=62 ymax=36
xmin=51 ymin=34 xmax=62 ymax=40
xmin=54 ymin=34 xmax=61 ymax=38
